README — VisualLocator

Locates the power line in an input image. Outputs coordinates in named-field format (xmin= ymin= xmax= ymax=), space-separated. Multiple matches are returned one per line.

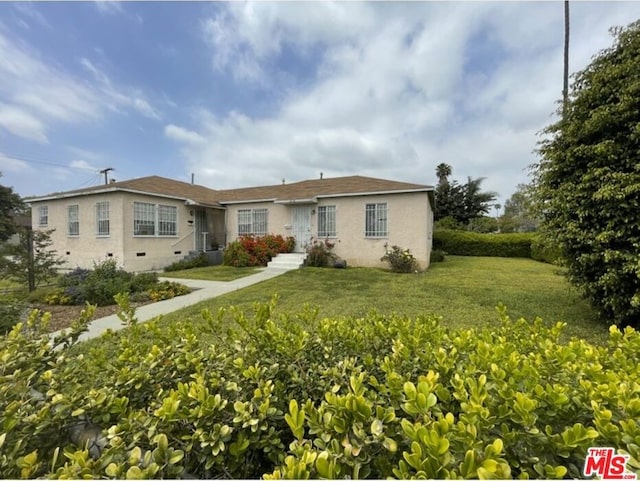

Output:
xmin=0 ymin=152 xmax=103 ymax=172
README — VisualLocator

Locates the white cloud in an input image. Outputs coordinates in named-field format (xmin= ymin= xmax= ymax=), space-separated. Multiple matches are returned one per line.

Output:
xmin=0 ymin=103 xmax=48 ymax=142
xmin=0 ymin=31 xmax=161 ymax=147
xmin=94 ymin=1 xmax=124 ymax=15
xmin=0 ymin=151 xmax=32 ymax=173
xmin=69 ymin=159 xmax=99 ymax=171
xmin=79 ymin=57 xmax=161 ymax=120
xmin=172 ymin=2 xmax=640 ymax=201
xmin=164 ymin=124 xmax=205 ymax=145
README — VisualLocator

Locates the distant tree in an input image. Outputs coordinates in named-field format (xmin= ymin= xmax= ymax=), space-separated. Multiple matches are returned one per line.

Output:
xmin=434 ymin=180 xmax=466 ymax=222
xmin=0 ymin=173 xmax=24 ymax=242
xmin=435 ymin=163 xmax=452 ymax=185
xmin=0 ymin=229 xmax=63 ymax=290
xmin=500 ymin=183 xmax=539 ymax=232
xmin=535 ymin=20 xmax=640 ymax=326
xmin=468 ymin=216 xmax=499 ymax=233
xmin=462 ymin=177 xmax=497 ymax=222
xmin=434 ymin=166 xmax=497 ymax=224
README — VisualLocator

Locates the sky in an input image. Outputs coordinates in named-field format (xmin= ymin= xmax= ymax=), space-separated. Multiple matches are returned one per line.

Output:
xmin=1 ymin=1 xmax=639 ymax=204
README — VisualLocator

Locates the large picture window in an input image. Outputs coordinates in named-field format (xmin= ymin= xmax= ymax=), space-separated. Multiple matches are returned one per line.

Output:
xmin=365 ymin=203 xmax=387 ymax=237
xmin=96 ymin=202 xmax=110 ymax=236
xmin=317 ymin=205 xmax=336 ymax=237
xmin=68 ymin=205 xmax=79 ymax=236
xmin=237 ymin=208 xmax=268 ymax=236
xmin=133 ymin=202 xmax=178 ymax=236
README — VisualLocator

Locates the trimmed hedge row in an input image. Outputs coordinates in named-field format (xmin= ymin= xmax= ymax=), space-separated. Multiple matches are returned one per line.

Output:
xmin=2 ymin=299 xmax=639 ymax=479
xmin=434 ymin=230 xmax=560 ymax=263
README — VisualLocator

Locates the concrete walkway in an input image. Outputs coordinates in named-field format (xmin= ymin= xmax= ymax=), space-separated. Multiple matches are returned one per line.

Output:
xmin=51 ymin=267 xmax=292 ymax=343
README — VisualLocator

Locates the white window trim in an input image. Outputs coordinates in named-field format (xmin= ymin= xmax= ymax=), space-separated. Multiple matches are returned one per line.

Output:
xmin=67 ymin=204 xmax=79 ymax=237
xmin=317 ymin=205 xmax=337 ymax=238
xmin=364 ymin=202 xmax=388 ymax=238
xmin=38 ymin=206 xmax=48 ymax=227
xmin=237 ymin=208 xmax=268 ymax=236
xmin=96 ymin=201 xmax=110 ymax=237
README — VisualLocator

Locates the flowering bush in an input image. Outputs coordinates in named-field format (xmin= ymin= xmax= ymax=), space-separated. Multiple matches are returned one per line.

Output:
xmin=305 ymin=238 xmax=336 ymax=267
xmin=49 ymin=260 xmax=188 ymax=306
xmin=148 ymin=281 xmax=191 ymax=301
xmin=224 ymin=234 xmax=295 ymax=267
xmin=381 ymin=245 xmax=418 ymax=273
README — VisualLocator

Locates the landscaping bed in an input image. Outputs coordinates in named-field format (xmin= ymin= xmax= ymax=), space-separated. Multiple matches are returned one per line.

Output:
xmin=33 ymin=300 xmax=154 ymax=333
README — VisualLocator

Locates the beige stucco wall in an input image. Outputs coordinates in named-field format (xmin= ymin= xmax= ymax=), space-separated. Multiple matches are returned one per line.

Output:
xmin=31 ymin=193 xmax=126 ymax=270
xmin=225 ymin=201 xmax=292 ymax=241
xmin=31 ymin=189 xmax=433 ymax=272
xmin=120 ymin=193 xmax=195 ymax=271
xmin=30 ymin=193 xmax=226 ymax=272
xmin=224 ymin=192 xmax=433 ymax=269
xmin=321 ymin=192 xmax=432 ymax=269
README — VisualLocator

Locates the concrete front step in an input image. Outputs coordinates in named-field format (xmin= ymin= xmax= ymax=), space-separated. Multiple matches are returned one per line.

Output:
xmin=267 ymin=253 xmax=307 ymax=270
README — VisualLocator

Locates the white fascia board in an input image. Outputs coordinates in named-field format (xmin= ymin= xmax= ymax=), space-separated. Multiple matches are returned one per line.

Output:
xmin=273 ymin=198 xmax=318 ymax=204
xmin=29 ymin=187 xmax=215 ymax=206
xmin=316 ymin=188 xmax=433 ymax=199
xmin=220 ymin=198 xmax=277 ymax=205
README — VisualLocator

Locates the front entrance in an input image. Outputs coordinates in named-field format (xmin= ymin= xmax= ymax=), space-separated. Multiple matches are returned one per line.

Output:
xmin=194 ymin=209 xmax=208 ymax=251
xmin=291 ymin=206 xmax=313 ymax=252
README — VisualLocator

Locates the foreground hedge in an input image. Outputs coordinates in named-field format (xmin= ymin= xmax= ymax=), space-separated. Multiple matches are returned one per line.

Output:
xmin=434 ymin=230 xmax=560 ymax=263
xmin=1 ymin=299 xmax=639 ymax=479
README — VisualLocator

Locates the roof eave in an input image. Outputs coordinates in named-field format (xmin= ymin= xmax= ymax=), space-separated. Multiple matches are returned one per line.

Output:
xmin=273 ymin=198 xmax=318 ymax=204
xmin=28 ymin=187 xmax=223 ymax=208
xmin=317 ymin=187 xmax=433 ymax=199
xmin=220 ymin=198 xmax=278 ymax=205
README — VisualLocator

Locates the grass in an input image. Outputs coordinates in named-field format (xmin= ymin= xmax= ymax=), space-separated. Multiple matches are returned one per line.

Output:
xmin=161 ymin=265 xmax=261 ymax=281
xmin=156 ymin=256 xmax=608 ymax=344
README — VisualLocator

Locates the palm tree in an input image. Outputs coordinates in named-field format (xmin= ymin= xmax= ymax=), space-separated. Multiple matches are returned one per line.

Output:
xmin=494 ymin=203 xmax=502 ymax=218
xmin=562 ymin=0 xmax=570 ymax=117
xmin=435 ymin=163 xmax=452 ymax=185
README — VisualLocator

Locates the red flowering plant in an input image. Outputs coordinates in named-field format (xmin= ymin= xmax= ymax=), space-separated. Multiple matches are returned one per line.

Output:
xmin=224 ymin=234 xmax=296 ymax=267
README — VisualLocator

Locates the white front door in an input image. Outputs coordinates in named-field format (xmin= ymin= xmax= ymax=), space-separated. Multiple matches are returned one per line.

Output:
xmin=291 ymin=206 xmax=312 ymax=252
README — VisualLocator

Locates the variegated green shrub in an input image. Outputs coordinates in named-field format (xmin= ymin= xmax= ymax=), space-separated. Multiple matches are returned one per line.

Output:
xmin=1 ymin=298 xmax=638 ymax=479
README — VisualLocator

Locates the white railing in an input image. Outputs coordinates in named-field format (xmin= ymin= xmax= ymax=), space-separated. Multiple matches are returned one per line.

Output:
xmin=171 ymin=230 xmax=194 ymax=247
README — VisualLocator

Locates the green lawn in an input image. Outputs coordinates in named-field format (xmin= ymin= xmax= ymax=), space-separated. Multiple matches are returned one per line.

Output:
xmin=161 ymin=265 xmax=261 ymax=281
xmin=158 ymin=256 xmax=608 ymax=344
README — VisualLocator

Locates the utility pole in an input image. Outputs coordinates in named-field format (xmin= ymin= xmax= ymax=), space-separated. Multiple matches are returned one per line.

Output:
xmin=100 ymin=167 xmax=114 ymax=185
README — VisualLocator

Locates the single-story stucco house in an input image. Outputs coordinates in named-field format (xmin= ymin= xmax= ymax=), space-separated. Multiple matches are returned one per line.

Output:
xmin=27 ymin=174 xmax=434 ymax=271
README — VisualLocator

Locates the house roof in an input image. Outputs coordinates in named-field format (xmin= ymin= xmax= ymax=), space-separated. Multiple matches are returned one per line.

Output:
xmin=27 ymin=174 xmax=433 ymax=206
xmin=27 ymin=176 xmax=223 ymax=208
xmin=215 ymin=175 xmax=433 ymax=203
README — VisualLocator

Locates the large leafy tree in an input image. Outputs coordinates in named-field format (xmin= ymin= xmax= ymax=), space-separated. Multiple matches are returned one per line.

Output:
xmin=536 ymin=21 xmax=640 ymax=326
xmin=500 ymin=183 xmax=539 ymax=233
xmin=0 ymin=173 xmax=24 ymax=242
xmin=434 ymin=165 xmax=497 ymax=224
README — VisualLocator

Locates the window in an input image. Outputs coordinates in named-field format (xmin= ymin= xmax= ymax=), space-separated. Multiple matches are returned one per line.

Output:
xmin=317 ymin=205 xmax=336 ymax=237
xmin=38 ymin=206 xmax=48 ymax=226
xmin=237 ymin=208 xmax=268 ymax=236
xmin=158 ymin=205 xmax=177 ymax=236
xmin=96 ymin=202 xmax=110 ymax=236
xmin=134 ymin=202 xmax=156 ymax=235
xmin=133 ymin=202 xmax=178 ymax=236
xmin=238 ymin=209 xmax=252 ymax=235
xmin=68 ymin=205 xmax=79 ymax=236
xmin=365 ymin=203 xmax=387 ymax=237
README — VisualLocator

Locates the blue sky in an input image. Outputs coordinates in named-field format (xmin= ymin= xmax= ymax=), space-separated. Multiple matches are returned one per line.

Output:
xmin=1 ymin=1 xmax=640 ymax=204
